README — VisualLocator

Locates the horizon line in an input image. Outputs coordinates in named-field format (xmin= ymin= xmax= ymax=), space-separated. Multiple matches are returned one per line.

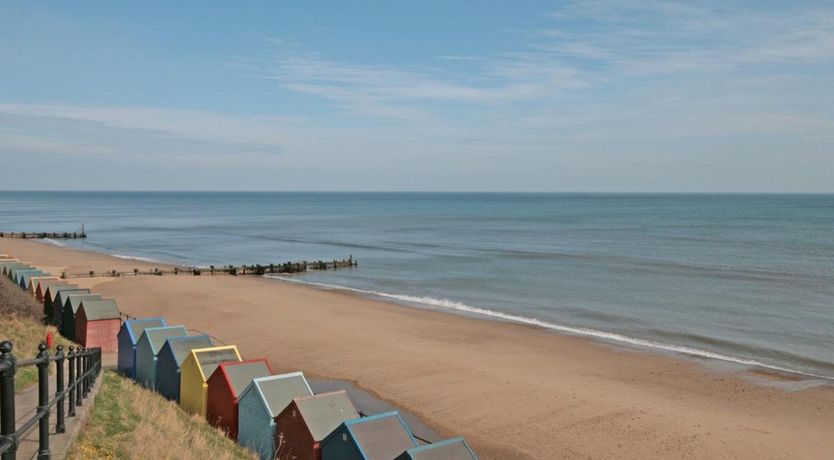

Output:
xmin=1 ymin=190 xmax=833 ymax=195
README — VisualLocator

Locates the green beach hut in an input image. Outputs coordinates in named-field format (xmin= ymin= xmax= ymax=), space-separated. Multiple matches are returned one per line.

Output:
xmin=61 ymin=294 xmax=102 ymax=340
xmin=51 ymin=288 xmax=91 ymax=327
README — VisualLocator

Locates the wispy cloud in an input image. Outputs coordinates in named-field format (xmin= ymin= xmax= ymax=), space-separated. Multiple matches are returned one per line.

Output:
xmin=2 ymin=1 xmax=833 ymax=191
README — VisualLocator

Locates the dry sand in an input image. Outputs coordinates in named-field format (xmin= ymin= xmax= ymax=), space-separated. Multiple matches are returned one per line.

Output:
xmin=2 ymin=238 xmax=833 ymax=459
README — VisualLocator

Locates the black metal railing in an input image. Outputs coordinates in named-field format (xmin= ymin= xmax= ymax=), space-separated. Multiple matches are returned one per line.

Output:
xmin=0 ymin=341 xmax=101 ymax=460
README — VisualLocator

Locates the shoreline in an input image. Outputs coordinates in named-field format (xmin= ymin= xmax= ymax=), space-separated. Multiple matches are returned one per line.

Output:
xmin=3 ymin=238 xmax=834 ymax=459
xmin=266 ymin=275 xmax=834 ymax=384
xmin=29 ymin=237 xmax=834 ymax=383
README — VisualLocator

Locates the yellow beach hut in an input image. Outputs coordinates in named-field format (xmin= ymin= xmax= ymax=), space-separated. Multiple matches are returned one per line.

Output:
xmin=180 ymin=345 xmax=242 ymax=417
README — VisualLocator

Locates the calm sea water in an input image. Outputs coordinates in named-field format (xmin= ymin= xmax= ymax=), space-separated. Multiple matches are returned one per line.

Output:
xmin=1 ymin=192 xmax=832 ymax=379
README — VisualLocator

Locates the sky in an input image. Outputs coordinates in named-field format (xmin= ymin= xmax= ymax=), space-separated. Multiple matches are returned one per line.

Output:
xmin=1 ymin=1 xmax=833 ymax=192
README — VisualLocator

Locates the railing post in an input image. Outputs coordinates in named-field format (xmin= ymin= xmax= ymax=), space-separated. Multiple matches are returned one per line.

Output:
xmin=1 ymin=341 xmax=17 ymax=460
xmin=36 ymin=343 xmax=50 ymax=459
xmin=75 ymin=348 xmax=82 ymax=408
xmin=84 ymin=351 xmax=91 ymax=397
xmin=67 ymin=347 xmax=75 ymax=418
xmin=54 ymin=345 xmax=65 ymax=433
xmin=81 ymin=351 xmax=88 ymax=398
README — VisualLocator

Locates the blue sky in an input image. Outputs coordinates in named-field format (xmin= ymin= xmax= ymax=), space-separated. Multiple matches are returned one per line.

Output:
xmin=1 ymin=1 xmax=833 ymax=191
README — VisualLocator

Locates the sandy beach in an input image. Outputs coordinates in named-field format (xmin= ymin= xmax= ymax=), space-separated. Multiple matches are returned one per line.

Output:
xmin=2 ymin=238 xmax=833 ymax=459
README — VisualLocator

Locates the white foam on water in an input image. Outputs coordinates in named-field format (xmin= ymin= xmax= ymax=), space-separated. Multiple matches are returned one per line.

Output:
xmin=111 ymin=254 xmax=159 ymax=263
xmin=40 ymin=238 xmax=67 ymax=248
xmin=266 ymin=275 xmax=834 ymax=382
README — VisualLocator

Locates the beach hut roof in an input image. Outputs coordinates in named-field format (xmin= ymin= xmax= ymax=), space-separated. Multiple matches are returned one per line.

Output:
xmin=3 ymin=262 xmax=30 ymax=271
xmin=123 ymin=318 xmax=167 ymax=344
xmin=65 ymin=294 xmax=102 ymax=313
xmin=164 ymin=335 xmax=214 ymax=366
xmin=330 ymin=411 xmax=417 ymax=459
xmin=45 ymin=284 xmax=78 ymax=297
xmin=37 ymin=279 xmax=64 ymax=290
xmin=79 ymin=299 xmax=120 ymax=321
xmin=398 ymin=437 xmax=478 ymax=460
xmin=10 ymin=266 xmax=37 ymax=275
xmin=20 ymin=271 xmax=49 ymax=286
xmin=12 ymin=268 xmax=41 ymax=282
xmin=291 ymin=391 xmax=360 ymax=442
xmin=1 ymin=262 xmax=28 ymax=274
xmin=189 ymin=346 xmax=242 ymax=381
xmin=242 ymin=372 xmax=313 ymax=417
xmin=29 ymin=275 xmax=58 ymax=288
xmin=216 ymin=359 xmax=272 ymax=398
xmin=55 ymin=288 xmax=91 ymax=305
xmin=140 ymin=326 xmax=188 ymax=354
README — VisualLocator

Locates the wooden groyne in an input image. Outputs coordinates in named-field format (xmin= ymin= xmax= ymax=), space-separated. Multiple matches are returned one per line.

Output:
xmin=60 ymin=257 xmax=357 ymax=279
xmin=0 ymin=226 xmax=86 ymax=239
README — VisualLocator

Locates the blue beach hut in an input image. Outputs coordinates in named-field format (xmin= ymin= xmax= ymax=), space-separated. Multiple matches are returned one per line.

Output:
xmin=395 ymin=437 xmax=479 ymax=460
xmin=155 ymin=334 xmax=213 ymax=401
xmin=320 ymin=411 xmax=418 ymax=460
xmin=117 ymin=317 xmax=167 ymax=378
xmin=134 ymin=326 xmax=188 ymax=389
xmin=237 ymin=372 xmax=314 ymax=460
xmin=12 ymin=268 xmax=42 ymax=287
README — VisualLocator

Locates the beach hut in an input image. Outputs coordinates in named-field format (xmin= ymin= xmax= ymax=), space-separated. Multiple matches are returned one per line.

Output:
xmin=134 ymin=326 xmax=188 ymax=388
xmin=274 ymin=391 xmax=359 ymax=460
xmin=180 ymin=345 xmax=242 ymax=417
xmin=11 ymin=267 xmax=40 ymax=285
xmin=75 ymin=299 xmax=121 ymax=352
xmin=43 ymin=284 xmax=78 ymax=320
xmin=237 ymin=372 xmax=314 ymax=460
xmin=155 ymin=335 xmax=214 ymax=401
xmin=1 ymin=262 xmax=27 ymax=276
xmin=206 ymin=359 xmax=272 ymax=440
xmin=18 ymin=270 xmax=47 ymax=290
xmin=117 ymin=317 xmax=167 ymax=378
xmin=51 ymin=288 xmax=91 ymax=327
xmin=35 ymin=279 xmax=65 ymax=304
xmin=9 ymin=266 xmax=36 ymax=282
xmin=61 ymin=294 xmax=102 ymax=340
xmin=395 ymin=437 xmax=479 ymax=460
xmin=4 ymin=264 xmax=28 ymax=278
xmin=320 ymin=411 xmax=418 ymax=460
xmin=28 ymin=275 xmax=58 ymax=297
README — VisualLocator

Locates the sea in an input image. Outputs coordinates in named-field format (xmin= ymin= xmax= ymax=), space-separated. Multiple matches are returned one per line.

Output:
xmin=1 ymin=192 xmax=832 ymax=380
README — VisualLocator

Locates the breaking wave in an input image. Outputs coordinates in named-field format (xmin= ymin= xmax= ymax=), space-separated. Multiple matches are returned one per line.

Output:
xmin=266 ymin=275 xmax=834 ymax=382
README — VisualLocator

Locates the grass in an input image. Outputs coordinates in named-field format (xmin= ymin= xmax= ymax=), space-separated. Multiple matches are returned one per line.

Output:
xmin=68 ymin=371 xmax=257 ymax=460
xmin=0 ymin=275 xmax=74 ymax=391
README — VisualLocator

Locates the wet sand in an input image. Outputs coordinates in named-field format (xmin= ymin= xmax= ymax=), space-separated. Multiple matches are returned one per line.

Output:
xmin=2 ymin=238 xmax=833 ymax=459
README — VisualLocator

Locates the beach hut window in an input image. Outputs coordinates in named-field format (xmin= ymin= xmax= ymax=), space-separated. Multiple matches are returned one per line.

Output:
xmin=342 ymin=433 xmax=347 ymax=442
xmin=292 ymin=409 xmax=297 ymax=417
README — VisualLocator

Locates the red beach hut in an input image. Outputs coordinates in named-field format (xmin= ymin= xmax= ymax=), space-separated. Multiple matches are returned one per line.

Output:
xmin=75 ymin=299 xmax=121 ymax=352
xmin=206 ymin=359 xmax=272 ymax=440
